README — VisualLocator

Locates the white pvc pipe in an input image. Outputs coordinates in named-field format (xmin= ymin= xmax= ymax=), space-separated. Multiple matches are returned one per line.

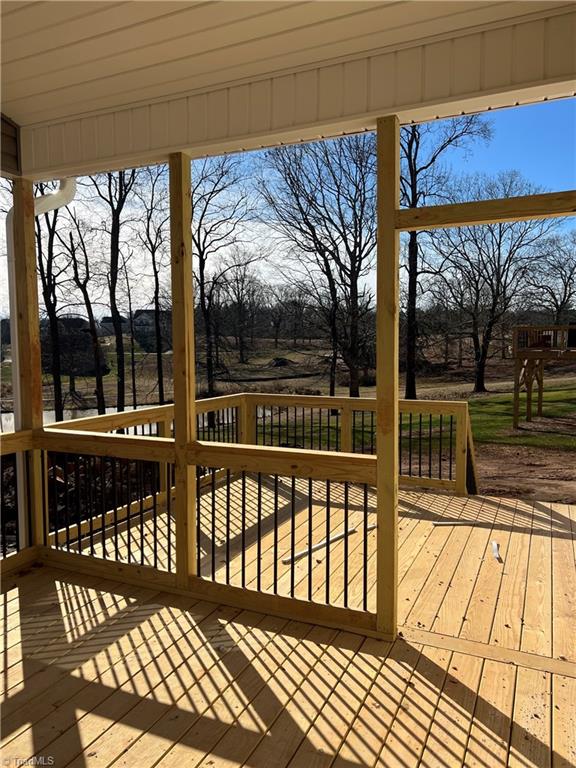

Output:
xmin=6 ymin=178 xmax=77 ymax=429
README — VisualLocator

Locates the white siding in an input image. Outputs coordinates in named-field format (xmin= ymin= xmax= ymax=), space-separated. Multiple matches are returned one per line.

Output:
xmin=21 ymin=9 xmax=576 ymax=178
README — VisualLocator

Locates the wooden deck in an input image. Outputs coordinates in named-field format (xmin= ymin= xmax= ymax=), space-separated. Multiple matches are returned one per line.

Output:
xmin=2 ymin=491 xmax=575 ymax=767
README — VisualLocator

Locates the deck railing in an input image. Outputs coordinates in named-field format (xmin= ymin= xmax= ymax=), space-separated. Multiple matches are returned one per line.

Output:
xmin=0 ymin=392 xmax=476 ymax=638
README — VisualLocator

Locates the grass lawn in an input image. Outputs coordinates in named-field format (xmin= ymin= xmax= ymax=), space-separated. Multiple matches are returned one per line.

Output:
xmin=468 ymin=384 xmax=576 ymax=451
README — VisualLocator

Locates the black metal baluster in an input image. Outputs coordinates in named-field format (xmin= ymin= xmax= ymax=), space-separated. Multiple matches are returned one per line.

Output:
xmin=301 ymin=407 xmax=305 ymax=449
xmin=439 ymin=414 xmax=444 ymax=480
xmin=408 ymin=412 xmax=413 ymax=476
xmin=241 ymin=471 xmax=246 ymax=588
xmin=152 ymin=462 xmax=158 ymax=569
xmin=211 ymin=468 xmax=216 ymax=580
xmin=335 ymin=409 xmax=340 ymax=451
xmin=100 ymin=457 xmax=106 ymax=558
xmin=449 ymin=415 xmax=454 ymax=480
xmin=308 ymin=477 xmax=313 ymax=602
xmin=290 ymin=476 xmax=296 ymax=597
xmin=112 ymin=458 xmax=119 ymax=560
xmin=344 ymin=481 xmax=349 ymax=608
xmin=371 ymin=412 xmax=376 ymax=454
xmin=166 ymin=463 xmax=172 ymax=571
xmin=352 ymin=412 xmax=357 ymax=452
xmin=126 ymin=460 xmax=132 ymax=563
xmin=399 ymin=414 xmax=403 ymax=475
xmin=52 ymin=454 xmax=59 ymax=549
xmin=327 ymin=409 xmax=331 ymax=450
xmin=273 ymin=474 xmax=279 ymax=594
xmin=428 ymin=414 xmax=433 ymax=478
xmin=63 ymin=456 xmax=70 ymax=551
xmin=363 ymin=483 xmax=368 ymax=612
xmin=196 ymin=466 xmax=202 ymax=575
xmin=89 ymin=456 xmax=95 ymax=556
xmin=257 ymin=472 xmax=262 ymax=592
xmin=361 ymin=411 xmax=365 ymax=453
xmin=225 ymin=469 xmax=231 ymax=584
xmin=318 ymin=408 xmax=323 ymax=450
xmin=325 ymin=480 xmax=331 ymax=604
xmin=75 ymin=455 xmax=82 ymax=554
xmin=418 ymin=414 xmax=423 ymax=477
xmin=139 ymin=460 xmax=145 ymax=566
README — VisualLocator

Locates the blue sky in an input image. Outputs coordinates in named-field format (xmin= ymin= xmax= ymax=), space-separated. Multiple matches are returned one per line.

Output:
xmin=457 ymin=98 xmax=575 ymax=191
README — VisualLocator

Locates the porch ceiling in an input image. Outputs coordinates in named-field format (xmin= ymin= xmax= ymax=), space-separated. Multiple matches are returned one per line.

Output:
xmin=1 ymin=1 xmax=575 ymax=178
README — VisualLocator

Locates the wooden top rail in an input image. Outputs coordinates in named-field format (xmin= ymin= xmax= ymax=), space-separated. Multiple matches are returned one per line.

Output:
xmin=0 ymin=430 xmax=34 ymax=455
xmin=189 ymin=440 xmax=377 ymax=485
xmin=247 ymin=392 xmax=468 ymax=416
xmin=195 ymin=393 xmax=245 ymax=413
xmin=37 ymin=428 xmax=176 ymax=463
xmin=47 ymin=404 xmax=174 ymax=432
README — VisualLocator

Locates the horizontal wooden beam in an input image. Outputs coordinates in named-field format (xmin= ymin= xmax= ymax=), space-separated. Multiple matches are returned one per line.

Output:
xmin=47 ymin=404 xmax=174 ymax=432
xmin=37 ymin=428 xmax=176 ymax=463
xmin=36 ymin=546 xmax=387 ymax=641
xmin=0 ymin=545 xmax=39 ymax=577
xmin=0 ymin=429 xmax=34 ymax=455
xmin=395 ymin=190 xmax=576 ymax=231
xmin=189 ymin=440 xmax=376 ymax=485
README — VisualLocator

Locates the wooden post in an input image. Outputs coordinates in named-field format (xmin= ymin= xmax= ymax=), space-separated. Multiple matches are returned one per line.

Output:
xmin=169 ymin=153 xmax=197 ymax=587
xmin=239 ymin=394 xmax=256 ymax=445
xmin=10 ymin=178 xmax=45 ymax=546
xmin=375 ymin=115 xmax=400 ymax=638
xmin=525 ymin=360 xmax=534 ymax=422
xmin=454 ymin=407 xmax=469 ymax=497
xmin=513 ymin=357 xmax=522 ymax=429
xmin=537 ymin=358 xmax=544 ymax=417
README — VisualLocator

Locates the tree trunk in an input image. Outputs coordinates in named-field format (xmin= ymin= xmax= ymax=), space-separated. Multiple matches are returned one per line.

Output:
xmin=109 ymin=215 xmax=125 ymax=411
xmin=47 ymin=312 xmax=64 ymax=421
xmin=404 ymin=230 xmax=418 ymax=399
xmin=152 ymin=264 xmax=165 ymax=404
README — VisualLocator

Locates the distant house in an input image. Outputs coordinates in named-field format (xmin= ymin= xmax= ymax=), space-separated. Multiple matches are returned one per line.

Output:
xmin=100 ymin=315 xmax=130 ymax=336
xmin=132 ymin=309 xmax=172 ymax=352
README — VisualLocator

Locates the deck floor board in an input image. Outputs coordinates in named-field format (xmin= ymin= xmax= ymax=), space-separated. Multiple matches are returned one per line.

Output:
xmin=2 ymin=488 xmax=573 ymax=767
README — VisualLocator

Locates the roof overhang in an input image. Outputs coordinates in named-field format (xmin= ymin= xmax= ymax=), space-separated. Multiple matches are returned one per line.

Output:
xmin=2 ymin=1 xmax=575 ymax=179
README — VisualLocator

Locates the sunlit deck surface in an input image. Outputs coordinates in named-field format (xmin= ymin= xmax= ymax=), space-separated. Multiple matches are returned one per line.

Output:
xmin=2 ymin=491 xmax=575 ymax=768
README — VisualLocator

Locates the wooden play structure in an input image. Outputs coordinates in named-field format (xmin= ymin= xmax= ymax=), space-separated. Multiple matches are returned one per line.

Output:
xmin=512 ymin=324 xmax=576 ymax=428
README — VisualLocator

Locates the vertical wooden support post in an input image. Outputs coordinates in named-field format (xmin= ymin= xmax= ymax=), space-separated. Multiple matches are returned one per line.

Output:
xmin=537 ymin=359 xmax=544 ymax=417
xmin=340 ymin=405 xmax=352 ymax=453
xmin=454 ymin=406 xmax=469 ymax=496
xmin=169 ymin=153 xmax=197 ymax=586
xmin=525 ymin=361 xmax=534 ymax=422
xmin=10 ymin=178 xmax=45 ymax=546
xmin=375 ymin=115 xmax=400 ymax=638
xmin=513 ymin=357 xmax=521 ymax=429
xmin=239 ymin=394 xmax=256 ymax=445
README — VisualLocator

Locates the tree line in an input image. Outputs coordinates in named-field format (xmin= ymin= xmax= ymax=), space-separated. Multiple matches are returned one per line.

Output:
xmin=1 ymin=116 xmax=574 ymax=418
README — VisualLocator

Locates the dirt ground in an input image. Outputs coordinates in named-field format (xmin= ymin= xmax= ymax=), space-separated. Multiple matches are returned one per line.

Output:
xmin=474 ymin=443 xmax=576 ymax=503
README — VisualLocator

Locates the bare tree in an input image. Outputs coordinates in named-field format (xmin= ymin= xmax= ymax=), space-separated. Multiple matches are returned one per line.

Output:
xmin=191 ymin=156 xmax=251 ymax=396
xmin=222 ymin=251 xmax=264 ymax=363
xmin=526 ymin=231 xmax=576 ymax=323
xmin=429 ymin=172 xmax=556 ymax=392
xmin=135 ymin=166 xmax=170 ymax=403
xmin=58 ymin=209 xmax=108 ymax=413
xmin=35 ymin=182 xmax=69 ymax=420
xmin=400 ymin=116 xmax=492 ymax=399
xmin=88 ymin=170 xmax=138 ymax=411
xmin=259 ymin=135 xmax=376 ymax=397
